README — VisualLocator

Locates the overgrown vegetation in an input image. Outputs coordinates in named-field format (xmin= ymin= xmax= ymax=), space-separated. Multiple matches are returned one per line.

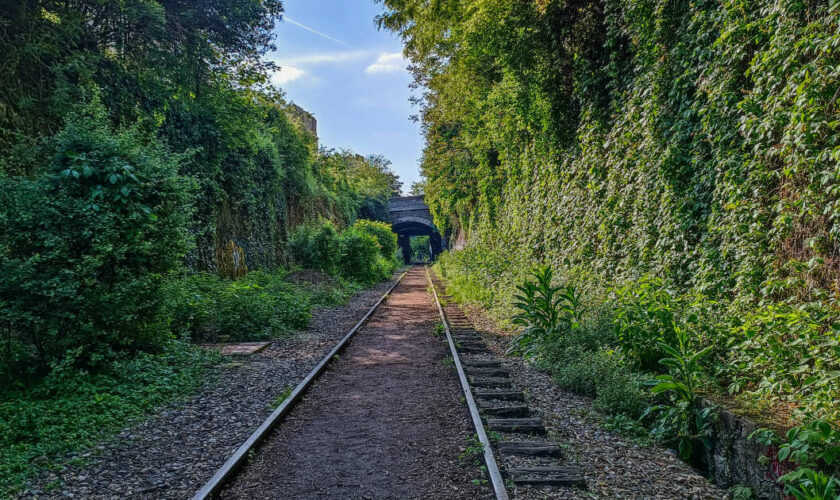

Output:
xmin=0 ymin=1 xmax=403 ymax=493
xmin=437 ymin=258 xmax=840 ymax=496
xmin=385 ymin=2 xmax=839 ymax=492
xmin=410 ymin=236 xmax=431 ymax=262
xmin=0 ymin=340 xmax=220 ymax=497
xmin=289 ymin=219 xmax=400 ymax=284
xmin=381 ymin=0 xmax=840 ymax=427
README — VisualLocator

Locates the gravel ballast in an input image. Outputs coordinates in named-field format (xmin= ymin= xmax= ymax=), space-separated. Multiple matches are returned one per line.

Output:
xmin=23 ymin=276 xmax=400 ymax=499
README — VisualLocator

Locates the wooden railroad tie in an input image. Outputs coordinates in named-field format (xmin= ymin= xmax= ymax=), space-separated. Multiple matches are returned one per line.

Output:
xmin=496 ymin=441 xmax=563 ymax=458
xmin=469 ymin=377 xmax=512 ymax=389
xmin=457 ymin=345 xmax=489 ymax=353
xmin=464 ymin=360 xmax=502 ymax=369
xmin=505 ymin=466 xmax=586 ymax=488
xmin=486 ymin=417 xmax=546 ymax=434
xmin=464 ymin=367 xmax=508 ymax=377
xmin=478 ymin=404 xmax=530 ymax=418
xmin=473 ymin=389 xmax=525 ymax=401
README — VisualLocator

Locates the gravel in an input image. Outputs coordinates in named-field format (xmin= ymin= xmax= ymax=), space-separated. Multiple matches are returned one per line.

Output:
xmin=22 ymin=276 xmax=400 ymax=500
xmin=459 ymin=303 xmax=728 ymax=500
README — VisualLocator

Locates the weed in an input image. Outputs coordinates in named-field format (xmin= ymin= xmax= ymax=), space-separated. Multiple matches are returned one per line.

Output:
xmin=270 ymin=386 xmax=294 ymax=409
xmin=459 ymin=434 xmax=484 ymax=465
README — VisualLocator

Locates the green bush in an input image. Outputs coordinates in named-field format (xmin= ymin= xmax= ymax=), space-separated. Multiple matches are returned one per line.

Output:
xmin=551 ymin=349 xmax=649 ymax=418
xmin=164 ymin=270 xmax=311 ymax=342
xmin=339 ymin=229 xmax=394 ymax=284
xmin=289 ymin=219 xmax=397 ymax=285
xmin=288 ymin=220 xmax=340 ymax=274
xmin=351 ymin=219 xmax=398 ymax=259
xmin=0 ymin=105 xmax=192 ymax=377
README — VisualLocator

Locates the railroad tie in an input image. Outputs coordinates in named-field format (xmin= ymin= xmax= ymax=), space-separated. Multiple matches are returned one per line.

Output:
xmin=496 ymin=441 xmax=563 ymax=458
xmin=464 ymin=367 xmax=508 ymax=377
xmin=457 ymin=345 xmax=489 ymax=353
xmin=456 ymin=341 xmax=487 ymax=349
xmin=469 ymin=377 xmax=512 ymax=389
xmin=486 ymin=417 xmax=546 ymax=435
xmin=464 ymin=360 xmax=502 ymax=369
xmin=473 ymin=389 xmax=525 ymax=401
xmin=478 ymin=404 xmax=530 ymax=418
xmin=505 ymin=466 xmax=586 ymax=488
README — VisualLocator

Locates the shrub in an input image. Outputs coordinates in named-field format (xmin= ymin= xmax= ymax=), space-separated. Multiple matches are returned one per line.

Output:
xmin=288 ymin=220 xmax=340 ymax=274
xmin=163 ymin=270 xmax=311 ymax=342
xmin=0 ymin=105 xmax=192 ymax=377
xmin=0 ymin=340 xmax=218 ymax=496
xmin=725 ymin=303 xmax=840 ymax=422
xmin=338 ymin=229 xmax=392 ymax=284
xmin=289 ymin=219 xmax=397 ymax=285
xmin=551 ymin=349 xmax=649 ymax=418
xmin=351 ymin=219 xmax=398 ymax=259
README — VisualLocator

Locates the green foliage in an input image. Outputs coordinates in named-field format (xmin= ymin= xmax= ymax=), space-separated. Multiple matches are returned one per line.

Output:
xmin=164 ymin=270 xmax=312 ymax=342
xmin=509 ymin=266 xmax=587 ymax=358
xmin=613 ymin=278 xmax=680 ymax=371
xmin=380 ymin=0 xmax=840 ymax=424
xmin=644 ymin=325 xmax=715 ymax=460
xmin=338 ymin=229 xmax=392 ymax=284
xmin=411 ymin=236 xmax=431 ymax=262
xmin=0 ymin=104 xmax=192 ymax=376
xmin=351 ymin=219 xmax=399 ymax=260
xmin=289 ymin=220 xmax=341 ymax=274
xmin=289 ymin=220 xmax=398 ymax=285
xmin=0 ymin=340 xmax=219 ymax=497
xmin=752 ymin=420 xmax=840 ymax=500
xmin=724 ymin=304 xmax=840 ymax=423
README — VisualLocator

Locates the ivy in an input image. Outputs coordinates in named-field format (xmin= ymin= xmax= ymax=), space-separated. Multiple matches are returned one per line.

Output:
xmin=382 ymin=0 xmax=840 ymax=421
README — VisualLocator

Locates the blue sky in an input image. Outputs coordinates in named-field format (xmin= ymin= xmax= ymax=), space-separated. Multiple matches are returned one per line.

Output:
xmin=269 ymin=0 xmax=422 ymax=192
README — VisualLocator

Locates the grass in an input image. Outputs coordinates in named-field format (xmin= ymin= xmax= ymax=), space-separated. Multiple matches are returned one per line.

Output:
xmin=269 ymin=386 xmax=294 ymax=409
xmin=0 ymin=340 xmax=220 ymax=497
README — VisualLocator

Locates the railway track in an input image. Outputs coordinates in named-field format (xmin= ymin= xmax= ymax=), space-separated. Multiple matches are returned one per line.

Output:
xmin=426 ymin=269 xmax=587 ymax=497
xmin=190 ymin=269 xmax=409 ymax=500
xmin=191 ymin=265 xmax=584 ymax=499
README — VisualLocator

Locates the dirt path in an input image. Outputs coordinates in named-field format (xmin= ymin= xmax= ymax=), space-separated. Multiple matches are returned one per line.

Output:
xmin=222 ymin=267 xmax=491 ymax=499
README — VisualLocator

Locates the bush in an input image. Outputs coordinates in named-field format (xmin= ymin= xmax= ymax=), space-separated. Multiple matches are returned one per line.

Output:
xmin=339 ymin=229 xmax=393 ymax=284
xmin=551 ymin=349 xmax=649 ymax=418
xmin=164 ymin=270 xmax=311 ymax=342
xmin=0 ymin=340 xmax=218 ymax=496
xmin=289 ymin=219 xmax=397 ymax=285
xmin=0 ymin=104 xmax=192 ymax=377
xmin=288 ymin=220 xmax=340 ymax=274
xmin=351 ymin=219 xmax=398 ymax=259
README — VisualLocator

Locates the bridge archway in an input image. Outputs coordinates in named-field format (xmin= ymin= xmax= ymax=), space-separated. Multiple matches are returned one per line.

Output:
xmin=388 ymin=196 xmax=445 ymax=264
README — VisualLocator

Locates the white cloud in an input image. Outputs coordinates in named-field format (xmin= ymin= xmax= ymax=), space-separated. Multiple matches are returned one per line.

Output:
xmin=274 ymin=50 xmax=370 ymax=67
xmin=365 ymin=52 xmax=407 ymax=74
xmin=272 ymin=65 xmax=305 ymax=85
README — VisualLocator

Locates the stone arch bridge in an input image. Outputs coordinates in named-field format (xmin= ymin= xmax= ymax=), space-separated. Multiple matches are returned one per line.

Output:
xmin=388 ymin=195 xmax=445 ymax=264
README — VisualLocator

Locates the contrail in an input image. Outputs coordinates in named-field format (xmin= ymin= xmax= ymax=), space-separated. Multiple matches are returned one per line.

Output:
xmin=284 ymin=16 xmax=353 ymax=48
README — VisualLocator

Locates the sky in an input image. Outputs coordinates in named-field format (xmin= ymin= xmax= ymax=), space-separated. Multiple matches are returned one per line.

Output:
xmin=269 ymin=0 xmax=422 ymax=193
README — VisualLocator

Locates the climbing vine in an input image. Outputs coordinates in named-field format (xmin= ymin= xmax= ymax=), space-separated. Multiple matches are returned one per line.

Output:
xmin=381 ymin=0 xmax=840 ymax=422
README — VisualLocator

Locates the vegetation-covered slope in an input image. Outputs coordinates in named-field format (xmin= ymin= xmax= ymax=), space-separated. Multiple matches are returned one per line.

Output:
xmin=379 ymin=0 xmax=839 ymax=421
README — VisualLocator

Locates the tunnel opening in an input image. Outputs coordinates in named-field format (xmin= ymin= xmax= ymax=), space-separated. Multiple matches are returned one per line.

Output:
xmin=388 ymin=196 xmax=446 ymax=265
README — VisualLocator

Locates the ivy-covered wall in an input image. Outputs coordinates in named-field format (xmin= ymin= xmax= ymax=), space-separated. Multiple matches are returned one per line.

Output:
xmin=380 ymin=0 xmax=840 ymax=308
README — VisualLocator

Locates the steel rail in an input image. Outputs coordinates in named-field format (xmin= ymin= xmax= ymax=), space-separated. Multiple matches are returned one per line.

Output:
xmin=191 ymin=268 xmax=410 ymax=500
xmin=425 ymin=266 xmax=509 ymax=500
